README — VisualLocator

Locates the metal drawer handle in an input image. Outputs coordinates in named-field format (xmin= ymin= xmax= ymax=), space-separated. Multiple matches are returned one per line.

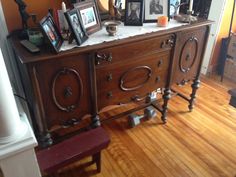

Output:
xmin=107 ymin=91 xmax=113 ymax=98
xmin=95 ymin=53 xmax=113 ymax=65
xmin=157 ymin=60 xmax=163 ymax=68
xmin=156 ymin=76 xmax=161 ymax=83
xmin=107 ymin=74 xmax=113 ymax=81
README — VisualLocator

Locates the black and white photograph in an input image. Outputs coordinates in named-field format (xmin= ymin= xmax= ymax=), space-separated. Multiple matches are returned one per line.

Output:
xmin=65 ymin=9 xmax=88 ymax=45
xmin=74 ymin=0 xmax=102 ymax=35
xmin=40 ymin=13 xmax=63 ymax=53
xmin=144 ymin=0 xmax=169 ymax=22
xmin=124 ymin=0 xmax=144 ymax=26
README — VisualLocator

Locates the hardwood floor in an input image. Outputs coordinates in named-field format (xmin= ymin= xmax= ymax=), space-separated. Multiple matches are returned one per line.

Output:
xmin=51 ymin=75 xmax=236 ymax=177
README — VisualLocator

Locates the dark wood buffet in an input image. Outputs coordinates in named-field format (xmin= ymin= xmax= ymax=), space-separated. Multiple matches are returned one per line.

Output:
xmin=10 ymin=20 xmax=212 ymax=148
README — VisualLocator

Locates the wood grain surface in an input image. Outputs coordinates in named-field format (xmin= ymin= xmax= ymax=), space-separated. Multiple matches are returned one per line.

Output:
xmin=44 ymin=75 xmax=236 ymax=177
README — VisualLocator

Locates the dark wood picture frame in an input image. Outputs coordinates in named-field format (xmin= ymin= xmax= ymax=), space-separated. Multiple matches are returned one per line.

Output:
xmin=65 ymin=9 xmax=88 ymax=45
xmin=124 ymin=0 xmax=144 ymax=26
xmin=40 ymin=14 xmax=63 ymax=53
xmin=144 ymin=0 xmax=170 ymax=22
xmin=74 ymin=0 xmax=102 ymax=35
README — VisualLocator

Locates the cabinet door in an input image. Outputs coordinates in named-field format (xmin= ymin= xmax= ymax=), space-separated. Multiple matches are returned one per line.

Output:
xmin=172 ymin=26 xmax=208 ymax=85
xmin=31 ymin=54 xmax=92 ymax=137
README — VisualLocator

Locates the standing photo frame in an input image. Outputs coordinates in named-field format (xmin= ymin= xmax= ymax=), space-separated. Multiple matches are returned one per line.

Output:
xmin=144 ymin=0 xmax=169 ymax=22
xmin=124 ymin=0 xmax=144 ymax=26
xmin=40 ymin=14 xmax=63 ymax=53
xmin=65 ymin=9 xmax=88 ymax=45
xmin=74 ymin=0 xmax=102 ymax=35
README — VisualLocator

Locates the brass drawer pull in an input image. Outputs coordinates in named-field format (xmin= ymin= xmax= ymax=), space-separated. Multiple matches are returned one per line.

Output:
xmin=161 ymin=37 xmax=175 ymax=49
xmin=156 ymin=76 xmax=161 ymax=83
xmin=157 ymin=60 xmax=163 ymax=68
xmin=107 ymin=74 xmax=113 ymax=81
xmin=95 ymin=53 xmax=113 ymax=65
xmin=107 ymin=91 xmax=113 ymax=98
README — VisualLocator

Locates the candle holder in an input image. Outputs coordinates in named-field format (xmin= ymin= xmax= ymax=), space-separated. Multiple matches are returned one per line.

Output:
xmin=174 ymin=10 xmax=198 ymax=23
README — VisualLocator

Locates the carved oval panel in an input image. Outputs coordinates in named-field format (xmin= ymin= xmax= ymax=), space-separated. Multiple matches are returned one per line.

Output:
xmin=52 ymin=68 xmax=83 ymax=112
xmin=120 ymin=66 xmax=152 ymax=91
xmin=179 ymin=36 xmax=199 ymax=73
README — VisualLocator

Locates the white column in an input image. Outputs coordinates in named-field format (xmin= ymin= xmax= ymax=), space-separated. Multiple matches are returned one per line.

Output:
xmin=0 ymin=48 xmax=27 ymax=144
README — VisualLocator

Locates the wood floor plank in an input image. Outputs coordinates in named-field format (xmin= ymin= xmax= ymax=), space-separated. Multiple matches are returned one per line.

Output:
xmin=45 ymin=76 xmax=236 ymax=177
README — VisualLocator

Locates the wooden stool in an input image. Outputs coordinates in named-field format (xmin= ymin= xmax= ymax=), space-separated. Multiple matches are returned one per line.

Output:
xmin=229 ymin=88 xmax=236 ymax=108
xmin=36 ymin=127 xmax=110 ymax=176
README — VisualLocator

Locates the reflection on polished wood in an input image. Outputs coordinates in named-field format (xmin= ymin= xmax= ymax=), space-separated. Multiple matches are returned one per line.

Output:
xmin=45 ymin=75 xmax=236 ymax=177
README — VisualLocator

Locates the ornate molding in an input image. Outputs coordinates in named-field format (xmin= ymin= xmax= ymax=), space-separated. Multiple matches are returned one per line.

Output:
xmin=179 ymin=36 xmax=199 ymax=73
xmin=52 ymin=68 xmax=83 ymax=112
xmin=120 ymin=66 xmax=152 ymax=91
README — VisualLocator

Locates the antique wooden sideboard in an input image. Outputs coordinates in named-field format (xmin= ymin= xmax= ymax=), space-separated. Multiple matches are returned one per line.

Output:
xmin=10 ymin=20 xmax=212 ymax=147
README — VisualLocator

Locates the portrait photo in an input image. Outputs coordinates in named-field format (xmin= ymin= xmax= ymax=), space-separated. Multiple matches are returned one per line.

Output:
xmin=144 ymin=0 xmax=169 ymax=22
xmin=74 ymin=0 xmax=102 ymax=35
xmin=124 ymin=0 xmax=144 ymax=26
xmin=65 ymin=9 xmax=88 ymax=45
xmin=40 ymin=14 xmax=63 ymax=53
xmin=80 ymin=7 xmax=97 ymax=29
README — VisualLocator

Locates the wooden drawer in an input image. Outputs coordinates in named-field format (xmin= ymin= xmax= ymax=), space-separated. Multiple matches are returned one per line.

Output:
xmin=94 ymin=34 xmax=174 ymax=67
xmin=31 ymin=54 xmax=92 ymax=135
xmin=96 ymin=51 xmax=171 ymax=110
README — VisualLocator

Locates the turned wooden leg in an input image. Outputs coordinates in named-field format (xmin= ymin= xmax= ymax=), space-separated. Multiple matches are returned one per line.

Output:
xmin=161 ymin=88 xmax=171 ymax=123
xmin=92 ymin=152 xmax=101 ymax=173
xmin=189 ymin=79 xmax=200 ymax=111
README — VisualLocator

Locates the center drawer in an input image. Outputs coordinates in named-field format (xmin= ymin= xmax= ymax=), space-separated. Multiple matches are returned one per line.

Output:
xmin=96 ymin=51 xmax=171 ymax=110
xmin=95 ymin=34 xmax=174 ymax=67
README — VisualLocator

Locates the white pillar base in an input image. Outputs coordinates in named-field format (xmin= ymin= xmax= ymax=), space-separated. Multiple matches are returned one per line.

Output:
xmin=0 ymin=113 xmax=41 ymax=177
xmin=0 ymin=120 xmax=27 ymax=145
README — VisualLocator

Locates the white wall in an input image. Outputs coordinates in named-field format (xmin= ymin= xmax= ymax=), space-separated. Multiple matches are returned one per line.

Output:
xmin=201 ymin=0 xmax=227 ymax=74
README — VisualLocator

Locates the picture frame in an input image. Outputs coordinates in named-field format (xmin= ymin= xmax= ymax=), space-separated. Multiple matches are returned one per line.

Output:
xmin=40 ymin=14 xmax=63 ymax=53
xmin=124 ymin=0 xmax=144 ymax=26
xmin=73 ymin=0 xmax=102 ymax=35
xmin=144 ymin=0 xmax=170 ymax=22
xmin=65 ymin=9 xmax=88 ymax=45
xmin=169 ymin=0 xmax=181 ymax=18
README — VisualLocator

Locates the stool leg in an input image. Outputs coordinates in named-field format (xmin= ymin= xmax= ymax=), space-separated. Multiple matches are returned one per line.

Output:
xmin=92 ymin=152 xmax=101 ymax=173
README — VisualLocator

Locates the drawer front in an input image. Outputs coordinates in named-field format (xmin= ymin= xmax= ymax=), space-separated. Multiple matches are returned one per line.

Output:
xmin=95 ymin=34 xmax=174 ymax=67
xmin=31 ymin=55 xmax=91 ymax=135
xmin=96 ymin=51 xmax=171 ymax=110
xmin=172 ymin=27 xmax=208 ymax=84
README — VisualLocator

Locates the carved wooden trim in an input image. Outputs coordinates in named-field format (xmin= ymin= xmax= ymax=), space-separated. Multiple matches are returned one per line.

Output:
xmin=179 ymin=36 xmax=199 ymax=73
xmin=52 ymin=68 xmax=83 ymax=112
xmin=120 ymin=66 xmax=152 ymax=91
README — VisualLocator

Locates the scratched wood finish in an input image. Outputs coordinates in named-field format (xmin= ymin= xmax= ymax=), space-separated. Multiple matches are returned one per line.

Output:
xmin=44 ymin=76 xmax=236 ymax=177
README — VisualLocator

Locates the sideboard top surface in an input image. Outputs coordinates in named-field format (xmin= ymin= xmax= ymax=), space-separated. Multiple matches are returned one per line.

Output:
xmin=10 ymin=20 xmax=213 ymax=64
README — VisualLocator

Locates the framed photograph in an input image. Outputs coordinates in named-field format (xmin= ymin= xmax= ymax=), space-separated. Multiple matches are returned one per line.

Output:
xmin=74 ymin=0 xmax=102 ymax=35
xmin=169 ymin=0 xmax=181 ymax=18
xmin=124 ymin=0 xmax=144 ymax=26
xmin=40 ymin=14 xmax=63 ymax=53
xmin=144 ymin=0 xmax=169 ymax=22
xmin=65 ymin=9 xmax=88 ymax=45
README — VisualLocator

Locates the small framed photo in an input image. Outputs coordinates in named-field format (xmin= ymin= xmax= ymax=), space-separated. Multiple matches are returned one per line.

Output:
xmin=144 ymin=0 xmax=169 ymax=22
xmin=40 ymin=14 xmax=63 ymax=53
xmin=124 ymin=0 xmax=144 ymax=26
xmin=74 ymin=0 xmax=102 ymax=35
xmin=169 ymin=0 xmax=181 ymax=18
xmin=65 ymin=9 xmax=88 ymax=45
